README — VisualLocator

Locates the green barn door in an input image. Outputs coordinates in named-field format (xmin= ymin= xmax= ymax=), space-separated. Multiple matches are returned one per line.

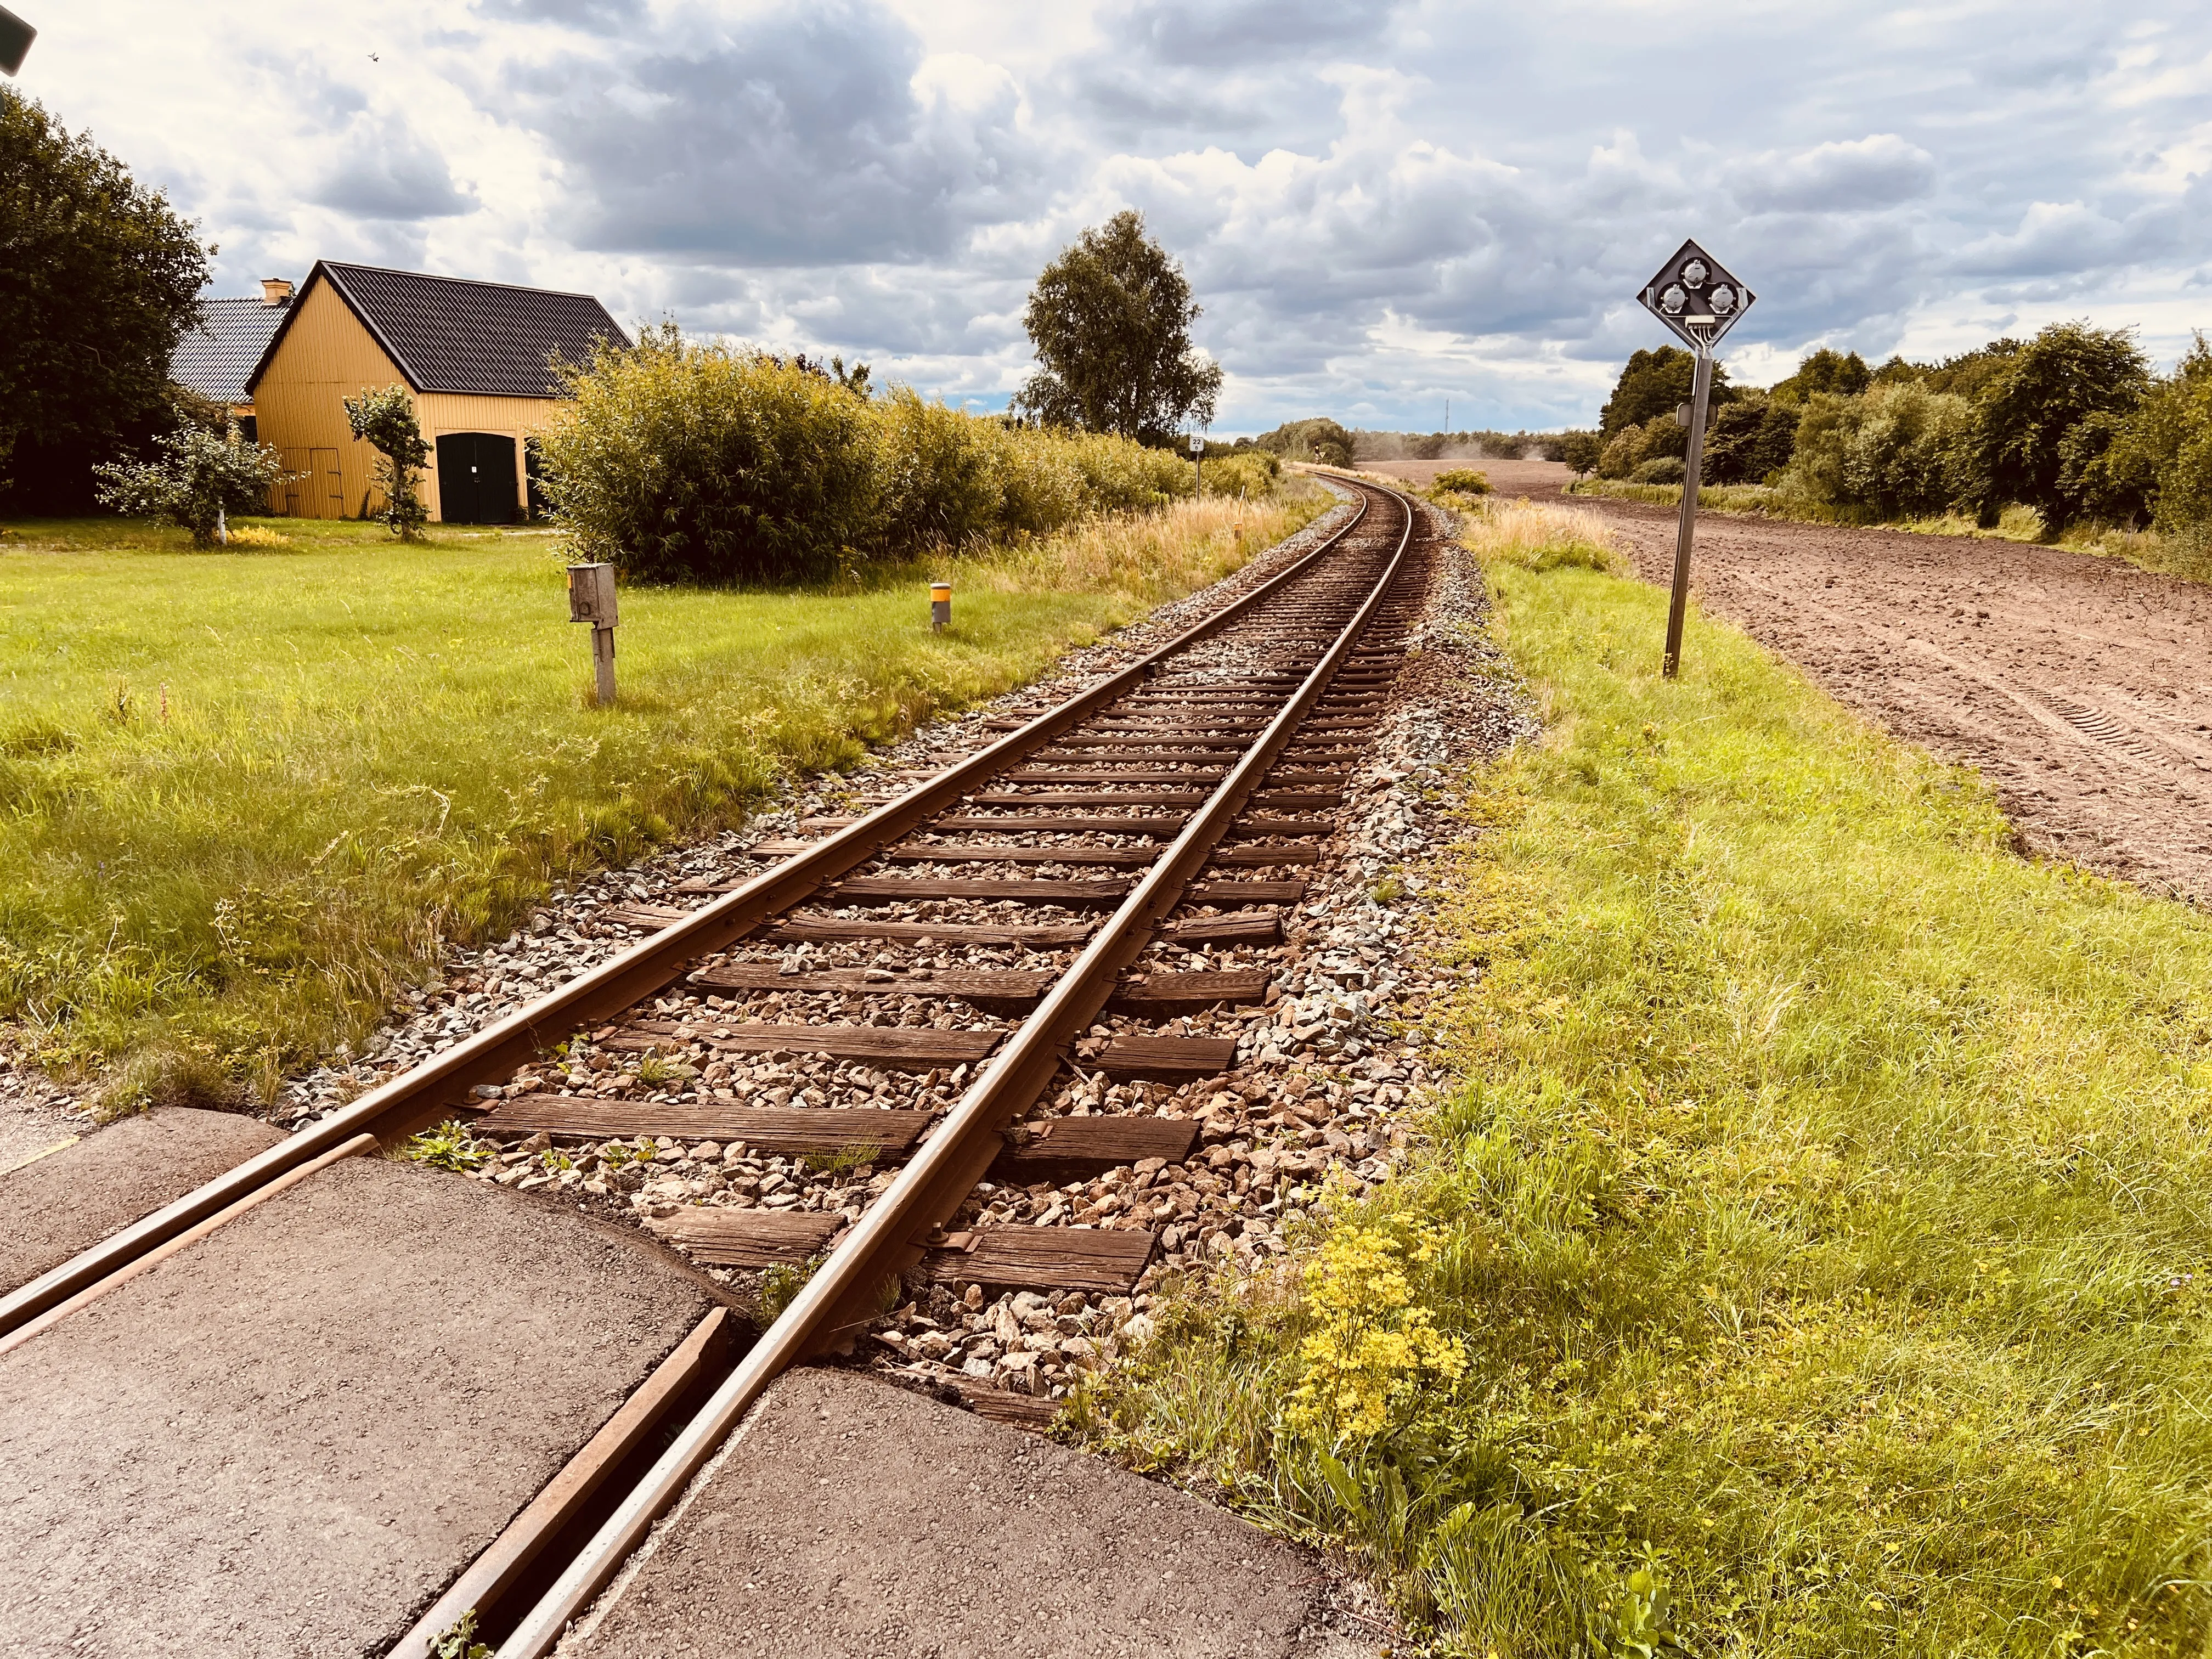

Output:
xmin=434 ymin=433 xmax=517 ymax=524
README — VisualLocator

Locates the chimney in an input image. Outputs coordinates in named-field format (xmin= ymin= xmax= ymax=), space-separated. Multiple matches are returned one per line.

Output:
xmin=260 ymin=278 xmax=294 ymax=306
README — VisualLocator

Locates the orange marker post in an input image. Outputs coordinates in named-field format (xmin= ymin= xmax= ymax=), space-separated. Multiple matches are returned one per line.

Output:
xmin=930 ymin=582 xmax=952 ymax=631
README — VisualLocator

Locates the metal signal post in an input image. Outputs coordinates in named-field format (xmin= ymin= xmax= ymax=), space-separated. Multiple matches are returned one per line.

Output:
xmin=1664 ymin=352 xmax=1715 ymax=679
xmin=1637 ymin=239 xmax=1755 ymax=680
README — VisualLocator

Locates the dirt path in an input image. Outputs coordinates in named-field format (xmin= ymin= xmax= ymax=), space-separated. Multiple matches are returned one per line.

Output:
xmin=1587 ymin=498 xmax=2212 ymax=902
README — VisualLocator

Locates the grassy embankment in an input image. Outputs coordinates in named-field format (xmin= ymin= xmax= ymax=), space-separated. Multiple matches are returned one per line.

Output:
xmin=1090 ymin=501 xmax=2212 ymax=1655
xmin=1564 ymin=476 xmax=2211 ymax=583
xmin=0 ymin=492 xmax=1320 ymax=1109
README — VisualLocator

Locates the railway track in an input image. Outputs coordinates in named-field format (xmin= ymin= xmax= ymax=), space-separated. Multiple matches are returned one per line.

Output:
xmin=0 ymin=473 xmax=1431 ymax=1657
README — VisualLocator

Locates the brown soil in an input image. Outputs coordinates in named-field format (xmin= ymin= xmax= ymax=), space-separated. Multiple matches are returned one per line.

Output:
xmin=1587 ymin=498 xmax=2212 ymax=902
xmin=1358 ymin=457 xmax=1574 ymax=496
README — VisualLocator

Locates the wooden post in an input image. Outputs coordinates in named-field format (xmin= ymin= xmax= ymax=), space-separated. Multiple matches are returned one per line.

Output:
xmin=590 ymin=623 xmax=616 ymax=706
xmin=568 ymin=563 xmax=619 ymax=706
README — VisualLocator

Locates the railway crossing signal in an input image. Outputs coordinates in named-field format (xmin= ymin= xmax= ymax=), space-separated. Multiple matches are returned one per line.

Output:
xmin=1638 ymin=239 xmax=1755 ymax=679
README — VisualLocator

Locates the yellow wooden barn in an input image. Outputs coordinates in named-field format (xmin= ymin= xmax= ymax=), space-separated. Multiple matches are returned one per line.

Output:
xmin=243 ymin=261 xmax=628 ymax=523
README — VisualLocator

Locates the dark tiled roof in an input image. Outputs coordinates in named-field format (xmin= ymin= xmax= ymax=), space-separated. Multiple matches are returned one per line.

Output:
xmin=172 ymin=297 xmax=291 ymax=404
xmin=247 ymin=261 xmax=630 ymax=399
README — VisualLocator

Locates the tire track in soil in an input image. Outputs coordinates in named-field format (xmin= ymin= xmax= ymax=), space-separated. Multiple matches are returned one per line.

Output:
xmin=1584 ymin=497 xmax=2212 ymax=902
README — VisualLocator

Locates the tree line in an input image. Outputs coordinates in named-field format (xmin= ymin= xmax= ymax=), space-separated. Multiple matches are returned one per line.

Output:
xmin=1571 ymin=325 xmax=2210 ymax=538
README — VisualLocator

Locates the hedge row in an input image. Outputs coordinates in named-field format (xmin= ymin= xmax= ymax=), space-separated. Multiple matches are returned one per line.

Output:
xmin=537 ymin=327 xmax=1277 ymax=584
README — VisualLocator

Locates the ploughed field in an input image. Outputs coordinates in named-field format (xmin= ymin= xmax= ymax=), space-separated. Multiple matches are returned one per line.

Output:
xmin=1359 ymin=456 xmax=1573 ymax=497
xmin=1583 ymin=498 xmax=2212 ymax=903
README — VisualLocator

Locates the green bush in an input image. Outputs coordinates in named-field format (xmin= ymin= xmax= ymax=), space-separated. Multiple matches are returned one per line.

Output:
xmin=1973 ymin=321 xmax=2151 ymax=529
xmin=874 ymin=387 xmax=1009 ymax=550
xmin=1249 ymin=417 xmax=1355 ymax=469
xmin=1049 ymin=428 xmax=1191 ymax=512
xmin=1701 ymin=396 xmax=1800 ymax=486
xmin=2099 ymin=336 xmax=2212 ymax=535
xmin=539 ymin=325 xmax=881 ymax=584
xmin=1431 ymin=467 xmax=1492 ymax=496
xmin=1780 ymin=382 xmax=1979 ymax=520
xmin=537 ymin=325 xmax=1224 ymax=584
xmin=91 ymin=422 xmax=285 ymax=549
xmin=1596 ymin=414 xmax=1684 ymax=480
xmin=1199 ymin=450 xmax=1277 ymax=499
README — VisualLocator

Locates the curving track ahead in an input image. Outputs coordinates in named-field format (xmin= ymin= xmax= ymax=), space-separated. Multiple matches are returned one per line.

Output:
xmin=0 ymin=475 xmax=1430 ymax=1656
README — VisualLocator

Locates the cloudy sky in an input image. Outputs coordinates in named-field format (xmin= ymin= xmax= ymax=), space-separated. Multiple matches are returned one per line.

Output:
xmin=21 ymin=1 xmax=2212 ymax=430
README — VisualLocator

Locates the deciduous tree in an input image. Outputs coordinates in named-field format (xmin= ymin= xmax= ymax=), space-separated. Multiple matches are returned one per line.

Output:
xmin=1768 ymin=347 xmax=1870 ymax=404
xmin=2101 ymin=335 xmax=2212 ymax=534
xmin=0 ymin=87 xmax=208 ymax=510
xmin=1560 ymin=430 xmax=1604 ymax=476
xmin=1014 ymin=211 xmax=1222 ymax=446
xmin=1598 ymin=347 xmax=1733 ymax=437
xmin=93 ymin=422 xmax=283 ymax=548
xmin=1248 ymin=417 xmax=1353 ymax=469
xmin=343 ymin=385 xmax=431 ymax=541
xmin=1974 ymin=321 xmax=2151 ymax=528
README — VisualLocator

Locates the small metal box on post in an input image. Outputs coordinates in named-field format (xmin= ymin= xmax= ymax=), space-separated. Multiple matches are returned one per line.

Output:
xmin=930 ymin=581 xmax=952 ymax=632
xmin=1636 ymin=238 xmax=1756 ymax=680
xmin=567 ymin=562 xmax=619 ymax=706
xmin=1189 ymin=431 xmax=1204 ymax=496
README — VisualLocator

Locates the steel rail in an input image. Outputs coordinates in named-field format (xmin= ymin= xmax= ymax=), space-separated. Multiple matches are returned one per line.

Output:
xmin=491 ymin=479 xmax=1418 ymax=1659
xmin=0 ymin=488 xmax=1375 ymax=1342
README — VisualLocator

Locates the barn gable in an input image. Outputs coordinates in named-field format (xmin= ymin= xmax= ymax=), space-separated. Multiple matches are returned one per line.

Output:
xmin=245 ymin=262 xmax=629 ymax=399
xmin=244 ymin=261 xmax=628 ymax=524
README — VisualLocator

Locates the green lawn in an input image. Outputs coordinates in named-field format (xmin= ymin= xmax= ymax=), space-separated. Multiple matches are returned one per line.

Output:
xmin=1092 ymin=505 xmax=2212 ymax=1656
xmin=0 ymin=497 xmax=1316 ymax=1108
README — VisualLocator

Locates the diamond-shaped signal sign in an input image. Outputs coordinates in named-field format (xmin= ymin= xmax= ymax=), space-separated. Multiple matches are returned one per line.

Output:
xmin=1638 ymin=239 xmax=1754 ymax=352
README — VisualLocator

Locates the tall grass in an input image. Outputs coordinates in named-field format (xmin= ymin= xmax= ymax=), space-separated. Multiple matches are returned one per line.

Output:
xmin=1088 ymin=504 xmax=2212 ymax=1656
xmin=0 ymin=492 xmax=1319 ymax=1109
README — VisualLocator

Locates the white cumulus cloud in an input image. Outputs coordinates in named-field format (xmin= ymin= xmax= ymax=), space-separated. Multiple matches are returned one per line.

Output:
xmin=15 ymin=0 xmax=2212 ymax=427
